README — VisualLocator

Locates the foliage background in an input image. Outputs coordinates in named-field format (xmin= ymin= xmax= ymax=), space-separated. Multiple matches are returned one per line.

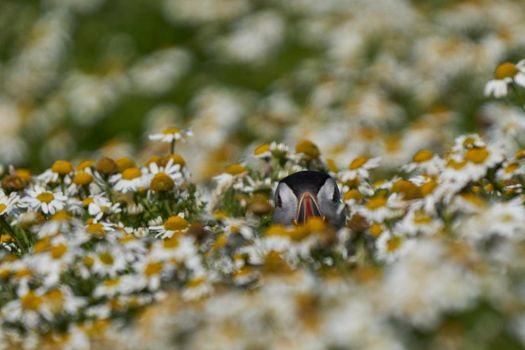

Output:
xmin=3 ymin=1 xmax=525 ymax=349
xmin=2 ymin=0 xmax=525 ymax=178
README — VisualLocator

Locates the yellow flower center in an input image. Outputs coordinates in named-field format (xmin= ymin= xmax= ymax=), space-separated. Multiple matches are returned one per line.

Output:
xmin=343 ymin=189 xmax=362 ymax=201
xmin=145 ymin=155 xmax=163 ymax=166
xmin=413 ymin=211 xmax=433 ymax=225
xmin=162 ymin=127 xmax=180 ymax=135
xmin=77 ymin=160 xmax=94 ymax=170
xmin=213 ymin=234 xmax=228 ymax=250
xmin=150 ymin=172 xmax=174 ymax=192
xmin=51 ymin=211 xmax=71 ymax=221
xmin=289 ymin=225 xmax=310 ymax=241
xmin=99 ymin=252 xmax=114 ymax=265
xmin=369 ymin=223 xmax=383 ymax=237
xmin=121 ymin=167 xmax=142 ymax=180
xmin=115 ymin=157 xmax=136 ymax=172
xmin=163 ymin=235 xmax=180 ymax=249
xmin=386 ymin=236 xmax=402 ymax=252
xmin=33 ymin=237 xmax=50 ymax=253
xmin=73 ymin=172 xmax=93 ymax=186
xmin=494 ymin=62 xmax=519 ymax=80
xmin=37 ymin=192 xmax=55 ymax=204
xmin=295 ymin=140 xmax=320 ymax=159
xmin=51 ymin=160 xmax=73 ymax=175
xmin=50 ymin=244 xmax=68 ymax=259
xmin=86 ymin=223 xmax=105 ymax=236
xmin=326 ymin=159 xmax=338 ymax=172
xmin=461 ymin=193 xmax=486 ymax=207
xmin=266 ymin=224 xmax=288 ymax=236
xmin=163 ymin=216 xmax=189 ymax=231
xmin=0 ymin=204 xmax=7 ymax=214
xmin=412 ymin=150 xmax=433 ymax=163
xmin=263 ymin=251 xmax=291 ymax=274
xmin=96 ymin=157 xmax=118 ymax=175
xmin=367 ymin=195 xmax=387 ymax=210
xmin=225 ymin=164 xmax=247 ymax=175
xmin=306 ymin=217 xmax=327 ymax=232
xmin=83 ymin=256 xmax=94 ymax=267
xmin=21 ymin=291 xmax=43 ymax=311
xmin=349 ymin=156 xmax=368 ymax=170
xmin=391 ymin=179 xmax=421 ymax=200
xmin=505 ymin=162 xmax=519 ymax=173
xmin=82 ymin=198 xmax=94 ymax=206
xmin=515 ymin=149 xmax=525 ymax=160
xmin=462 ymin=137 xmax=476 ymax=147
xmin=104 ymin=278 xmax=120 ymax=287
xmin=166 ymin=154 xmax=186 ymax=166
xmin=254 ymin=143 xmax=270 ymax=156
xmin=187 ymin=277 xmax=205 ymax=288
xmin=45 ymin=289 xmax=64 ymax=304
xmin=464 ymin=148 xmax=489 ymax=164
xmin=16 ymin=268 xmax=32 ymax=279
xmin=213 ymin=211 xmax=228 ymax=220
xmin=447 ymin=159 xmax=467 ymax=170
xmin=15 ymin=169 xmax=32 ymax=182
xmin=144 ymin=262 xmax=163 ymax=276
xmin=386 ymin=137 xmax=400 ymax=153
xmin=0 ymin=234 xmax=13 ymax=243
xmin=420 ymin=180 xmax=437 ymax=196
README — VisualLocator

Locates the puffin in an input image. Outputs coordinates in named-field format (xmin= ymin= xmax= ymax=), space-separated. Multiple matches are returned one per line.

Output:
xmin=272 ymin=170 xmax=346 ymax=229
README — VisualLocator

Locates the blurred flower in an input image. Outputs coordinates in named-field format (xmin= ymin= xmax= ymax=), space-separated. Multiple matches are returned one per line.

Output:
xmin=148 ymin=127 xmax=192 ymax=144
xmin=484 ymin=61 xmax=525 ymax=98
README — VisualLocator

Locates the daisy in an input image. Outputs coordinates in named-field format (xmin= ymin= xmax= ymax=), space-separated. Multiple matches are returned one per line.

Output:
xmin=133 ymin=257 xmax=172 ymax=291
xmin=253 ymin=142 xmax=292 ymax=160
xmin=458 ymin=199 xmax=525 ymax=242
xmin=83 ymin=194 xmax=121 ymax=221
xmin=0 ymin=190 xmax=19 ymax=216
xmin=22 ymin=186 xmax=68 ymax=215
xmin=110 ymin=167 xmax=147 ymax=193
xmin=182 ymin=275 xmax=213 ymax=300
xmin=393 ymin=207 xmax=443 ymax=237
xmin=145 ymin=159 xmax=184 ymax=191
xmin=496 ymin=160 xmax=524 ymax=181
xmin=402 ymin=149 xmax=444 ymax=175
xmin=435 ymin=135 xmax=505 ymax=202
xmin=353 ymin=193 xmax=405 ymax=222
xmin=339 ymin=156 xmax=381 ymax=182
xmin=149 ymin=214 xmax=189 ymax=239
xmin=38 ymin=160 xmax=74 ymax=184
xmin=212 ymin=164 xmax=246 ymax=191
xmin=375 ymin=230 xmax=416 ymax=263
xmin=148 ymin=127 xmax=192 ymax=144
xmin=90 ymin=245 xmax=129 ymax=277
xmin=149 ymin=233 xmax=198 ymax=264
xmin=2 ymin=289 xmax=49 ymax=328
xmin=484 ymin=61 xmax=525 ymax=98
xmin=83 ymin=220 xmax=117 ymax=239
xmin=382 ymin=239 xmax=479 ymax=328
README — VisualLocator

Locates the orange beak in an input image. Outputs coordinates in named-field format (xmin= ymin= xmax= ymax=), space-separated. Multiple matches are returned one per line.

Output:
xmin=294 ymin=192 xmax=322 ymax=225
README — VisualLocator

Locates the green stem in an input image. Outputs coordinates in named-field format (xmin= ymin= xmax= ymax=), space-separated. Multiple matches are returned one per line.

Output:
xmin=0 ymin=216 xmax=29 ymax=253
xmin=511 ymin=84 xmax=525 ymax=111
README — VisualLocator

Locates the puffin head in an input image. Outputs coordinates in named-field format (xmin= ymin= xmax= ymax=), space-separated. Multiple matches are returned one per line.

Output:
xmin=272 ymin=170 xmax=346 ymax=229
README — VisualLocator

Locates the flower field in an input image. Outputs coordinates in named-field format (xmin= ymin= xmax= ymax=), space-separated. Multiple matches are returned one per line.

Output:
xmin=3 ymin=0 xmax=525 ymax=349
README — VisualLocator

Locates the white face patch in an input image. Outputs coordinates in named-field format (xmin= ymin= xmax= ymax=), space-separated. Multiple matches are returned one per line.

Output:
xmin=317 ymin=178 xmax=338 ymax=203
xmin=276 ymin=182 xmax=298 ymax=210
xmin=273 ymin=182 xmax=299 ymax=226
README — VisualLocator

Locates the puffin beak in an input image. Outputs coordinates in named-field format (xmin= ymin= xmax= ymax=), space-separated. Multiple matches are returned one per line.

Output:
xmin=294 ymin=192 xmax=322 ymax=225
